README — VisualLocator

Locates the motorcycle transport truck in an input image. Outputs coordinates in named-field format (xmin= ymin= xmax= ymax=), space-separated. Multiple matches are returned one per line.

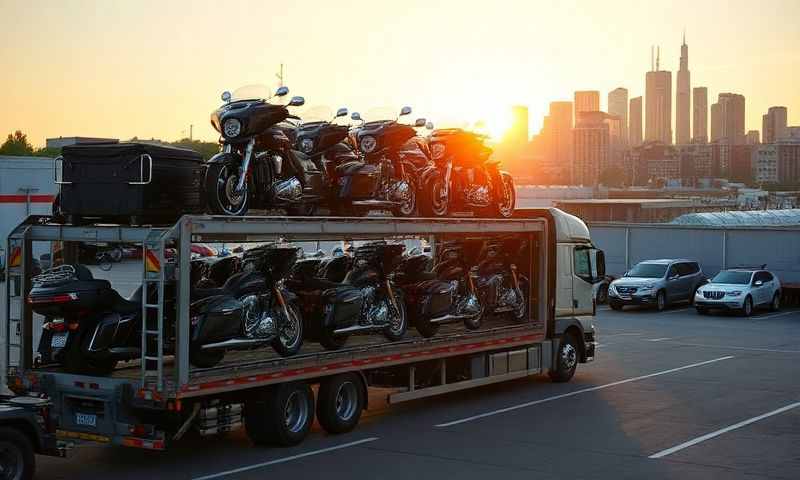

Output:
xmin=1 ymin=208 xmax=603 ymax=477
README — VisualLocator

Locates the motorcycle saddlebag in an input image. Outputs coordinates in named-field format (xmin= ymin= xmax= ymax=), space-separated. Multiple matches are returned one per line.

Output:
xmin=58 ymin=143 xmax=205 ymax=224
xmin=337 ymin=162 xmax=379 ymax=199
xmin=416 ymin=279 xmax=454 ymax=318
xmin=322 ymin=286 xmax=363 ymax=328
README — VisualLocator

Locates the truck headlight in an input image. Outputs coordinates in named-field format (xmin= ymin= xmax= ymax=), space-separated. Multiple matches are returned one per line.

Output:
xmin=360 ymin=135 xmax=377 ymax=153
xmin=223 ymin=118 xmax=242 ymax=138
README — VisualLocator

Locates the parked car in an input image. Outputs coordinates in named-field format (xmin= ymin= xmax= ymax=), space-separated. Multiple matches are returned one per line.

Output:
xmin=695 ymin=268 xmax=781 ymax=316
xmin=609 ymin=259 xmax=705 ymax=311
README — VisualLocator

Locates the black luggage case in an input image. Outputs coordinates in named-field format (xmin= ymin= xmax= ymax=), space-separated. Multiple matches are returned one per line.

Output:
xmin=57 ymin=143 xmax=205 ymax=224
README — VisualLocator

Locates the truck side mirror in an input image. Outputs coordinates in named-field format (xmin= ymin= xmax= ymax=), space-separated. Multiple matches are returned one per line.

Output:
xmin=595 ymin=250 xmax=605 ymax=278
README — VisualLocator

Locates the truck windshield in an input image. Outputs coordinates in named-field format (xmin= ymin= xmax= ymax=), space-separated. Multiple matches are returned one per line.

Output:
xmin=626 ymin=263 xmax=667 ymax=278
xmin=711 ymin=271 xmax=752 ymax=285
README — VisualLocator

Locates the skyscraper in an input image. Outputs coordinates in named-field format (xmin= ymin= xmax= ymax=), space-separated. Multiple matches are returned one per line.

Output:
xmin=710 ymin=102 xmax=722 ymax=142
xmin=718 ymin=93 xmax=746 ymax=145
xmin=574 ymin=91 xmax=600 ymax=118
xmin=676 ymin=34 xmax=691 ymax=144
xmin=745 ymin=130 xmax=760 ymax=145
xmin=630 ymin=96 xmax=643 ymax=147
xmin=573 ymin=111 xmax=610 ymax=185
xmin=692 ymin=87 xmax=708 ymax=143
xmin=549 ymin=101 xmax=573 ymax=178
xmin=645 ymin=47 xmax=672 ymax=144
xmin=608 ymin=88 xmax=628 ymax=145
xmin=762 ymin=106 xmax=788 ymax=143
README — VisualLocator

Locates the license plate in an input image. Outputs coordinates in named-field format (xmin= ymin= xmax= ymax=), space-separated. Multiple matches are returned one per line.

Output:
xmin=75 ymin=413 xmax=97 ymax=427
xmin=51 ymin=332 xmax=68 ymax=348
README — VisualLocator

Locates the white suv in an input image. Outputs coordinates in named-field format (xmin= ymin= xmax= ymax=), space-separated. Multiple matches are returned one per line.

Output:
xmin=695 ymin=269 xmax=781 ymax=316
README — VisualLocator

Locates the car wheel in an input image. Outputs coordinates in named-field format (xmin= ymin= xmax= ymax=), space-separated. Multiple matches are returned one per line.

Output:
xmin=740 ymin=296 xmax=753 ymax=317
xmin=655 ymin=290 xmax=667 ymax=312
xmin=770 ymin=292 xmax=780 ymax=312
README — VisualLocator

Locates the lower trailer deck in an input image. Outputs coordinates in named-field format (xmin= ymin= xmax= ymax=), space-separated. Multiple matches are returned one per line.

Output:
xmin=32 ymin=318 xmax=546 ymax=398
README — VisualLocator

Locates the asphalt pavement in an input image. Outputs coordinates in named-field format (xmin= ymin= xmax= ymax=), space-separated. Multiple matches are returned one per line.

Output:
xmin=34 ymin=300 xmax=800 ymax=480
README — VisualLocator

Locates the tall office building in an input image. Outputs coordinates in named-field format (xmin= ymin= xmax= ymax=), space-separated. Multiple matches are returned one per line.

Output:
xmin=762 ymin=106 xmax=788 ymax=144
xmin=676 ymin=34 xmax=691 ymax=144
xmin=574 ymin=91 xmax=600 ymax=118
xmin=630 ymin=96 xmax=643 ymax=147
xmin=608 ymin=88 xmax=629 ymax=145
xmin=549 ymin=101 xmax=573 ymax=177
xmin=745 ymin=130 xmax=760 ymax=145
xmin=645 ymin=47 xmax=672 ymax=144
xmin=718 ymin=93 xmax=746 ymax=145
xmin=573 ymin=111 xmax=610 ymax=185
xmin=692 ymin=87 xmax=708 ymax=143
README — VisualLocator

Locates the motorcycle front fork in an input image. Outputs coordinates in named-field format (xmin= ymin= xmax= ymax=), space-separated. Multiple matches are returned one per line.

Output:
xmin=235 ymin=138 xmax=256 ymax=193
xmin=273 ymin=286 xmax=292 ymax=321
xmin=385 ymin=279 xmax=400 ymax=313
xmin=510 ymin=264 xmax=520 ymax=291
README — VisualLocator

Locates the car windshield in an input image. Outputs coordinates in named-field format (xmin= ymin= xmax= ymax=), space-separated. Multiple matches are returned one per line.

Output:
xmin=625 ymin=263 xmax=667 ymax=278
xmin=711 ymin=271 xmax=752 ymax=285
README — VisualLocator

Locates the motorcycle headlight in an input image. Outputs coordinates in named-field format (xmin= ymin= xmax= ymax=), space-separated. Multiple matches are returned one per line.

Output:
xmin=223 ymin=118 xmax=242 ymax=138
xmin=431 ymin=143 xmax=445 ymax=160
xmin=360 ymin=135 xmax=377 ymax=153
xmin=299 ymin=138 xmax=314 ymax=154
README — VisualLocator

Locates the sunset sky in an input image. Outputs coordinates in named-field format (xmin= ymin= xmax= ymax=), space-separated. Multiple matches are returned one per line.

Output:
xmin=2 ymin=0 xmax=799 ymax=147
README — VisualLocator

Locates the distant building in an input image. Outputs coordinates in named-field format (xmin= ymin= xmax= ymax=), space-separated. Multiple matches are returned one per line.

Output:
xmin=676 ymin=143 xmax=714 ymax=182
xmin=553 ymin=198 xmax=734 ymax=223
xmin=537 ymin=101 xmax=573 ymax=183
xmin=608 ymin=88 xmax=628 ymax=145
xmin=780 ymin=126 xmax=800 ymax=142
xmin=574 ymin=91 xmax=600 ymax=119
xmin=717 ymin=93 xmax=746 ymax=145
xmin=646 ymin=69 xmax=672 ymax=144
xmin=676 ymin=34 xmax=691 ymax=144
xmin=45 ymin=136 xmax=118 ymax=149
xmin=728 ymin=145 xmax=754 ymax=183
xmin=572 ymin=111 xmax=609 ymax=186
xmin=753 ymin=144 xmax=779 ymax=183
xmin=745 ymin=130 xmax=760 ymax=145
xmin=778 ymin=142 xmax=800 ymax=185
xmin=762 ymin=106 xmax=788 ymax=144
xmin=710 ymin=102 xmax=722 ymax=142
xmin=692 ymin=87 xmax=708 ymax=143
xmin=629 ymin=96 xmax=643 ymax=147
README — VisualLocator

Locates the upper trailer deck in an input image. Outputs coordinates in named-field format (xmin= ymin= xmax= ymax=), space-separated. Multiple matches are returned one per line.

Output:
xmin=6 ymin=214 xmax=549 ymax=399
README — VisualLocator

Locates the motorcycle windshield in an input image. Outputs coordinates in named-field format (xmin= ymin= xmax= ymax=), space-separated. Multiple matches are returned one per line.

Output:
xmin=230 ymin=84 xmax=271 ymax=102
xmin=300 ymin=106 xmax=334 ymax=124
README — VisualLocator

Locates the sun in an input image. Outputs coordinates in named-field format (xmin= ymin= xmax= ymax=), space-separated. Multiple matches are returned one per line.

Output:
xmin=478 ymin=106 xmax=514 ymax=141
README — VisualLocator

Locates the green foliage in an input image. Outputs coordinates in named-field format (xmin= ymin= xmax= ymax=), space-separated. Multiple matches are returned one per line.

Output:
xmin=598 ymin=165 xmax=626 ymax=187
xmin=170 ymin=138 xmax=220 ymax=160
xmin=0 ymin=130 xmax=34 ymax=156
xmin=33 ymin=147 xmax=62 ymax=157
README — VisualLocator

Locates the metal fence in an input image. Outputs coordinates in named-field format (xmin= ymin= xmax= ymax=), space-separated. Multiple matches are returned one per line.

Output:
xmin=589 ymin=223 xmax=800 ymax=283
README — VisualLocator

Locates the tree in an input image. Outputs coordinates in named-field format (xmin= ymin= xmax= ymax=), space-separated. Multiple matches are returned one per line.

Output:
xmin=170 ymin=138 xmax=220 ymax=160
xmin=0 ymin=130 xmax=34 ymax=156
xmin=34 ymin=147 xmax=62 ymax=157
xmin=598 ymin=165 xmax=626 ymax=188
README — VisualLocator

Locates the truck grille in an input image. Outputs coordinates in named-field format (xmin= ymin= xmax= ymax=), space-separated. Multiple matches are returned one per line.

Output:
xmin=616 ymin=286 xmax=637 ymax=295
xmin=703 ymin=291 xmax=725 ymax=300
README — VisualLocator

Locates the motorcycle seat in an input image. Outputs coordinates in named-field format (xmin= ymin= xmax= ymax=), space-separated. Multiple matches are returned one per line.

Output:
xmin=110 ymin=289 xmax=140 ymax=315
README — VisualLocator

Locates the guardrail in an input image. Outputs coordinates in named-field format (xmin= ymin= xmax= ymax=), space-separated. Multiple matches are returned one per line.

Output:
xmin=589 ymin=223 xmax=800 ymax=283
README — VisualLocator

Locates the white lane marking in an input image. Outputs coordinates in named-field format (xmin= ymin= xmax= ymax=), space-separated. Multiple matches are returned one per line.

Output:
xmin=753 ymin=311 xmax=799 ymax=320
xmin=192 ymin=437 xmax=380 ymax=480
xmin=600 ymin=332 xmax=643 ymax=338
xmin=649 ymin=402 xmax=800 ymax=459
xmin=435 ymin=356 xmax=734 ymax=428
xmin=665 ymin=342 xmax=800 ymax=354
xmin=647 ymin=337 xmax=672 ymax=342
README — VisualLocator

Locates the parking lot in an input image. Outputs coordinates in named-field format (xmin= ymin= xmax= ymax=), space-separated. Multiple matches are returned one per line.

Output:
xmin=32 ymin=301 xmax=800 ymax=480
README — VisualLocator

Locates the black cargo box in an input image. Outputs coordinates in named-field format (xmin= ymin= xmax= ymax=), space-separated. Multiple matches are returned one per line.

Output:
xmin=57 ymin=143 xmax=206 ymax=224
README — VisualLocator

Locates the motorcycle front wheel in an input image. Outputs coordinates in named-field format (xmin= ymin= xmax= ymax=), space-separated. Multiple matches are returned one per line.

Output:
xmin=383 ymin=290 xmax=408 ymax=341
xmin=421 ymin=175 xmax=449 ymax=217
xmin=492 ymin=173 xmax=515 ymax=218
xmin=392 ymin=173 xmax=417 ymax=217
xmin=205 ymin=162 xmax=249 ymax=216
xmin=272 ymin=303 xmax=304 ymax=357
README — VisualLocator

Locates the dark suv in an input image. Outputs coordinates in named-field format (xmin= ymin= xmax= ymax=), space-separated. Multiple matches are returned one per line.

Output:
xmin=609 ymin=259 xmax=706 ymax=311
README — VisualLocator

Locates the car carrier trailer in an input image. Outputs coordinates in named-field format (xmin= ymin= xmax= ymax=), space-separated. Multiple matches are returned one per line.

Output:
xmin=2 ymin=210 xmax=599 ymax=477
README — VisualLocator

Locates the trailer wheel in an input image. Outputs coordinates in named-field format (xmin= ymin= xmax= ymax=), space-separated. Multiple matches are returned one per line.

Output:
xmin=0 ymin=427 xmax=35 ymax=480
xmin=245 ymin=382 xmax=314 ymax=447
xmin=317 ymin=373 xmax=365 ymax=434
xmin=549 ymin=333 xmax=578 ymax=383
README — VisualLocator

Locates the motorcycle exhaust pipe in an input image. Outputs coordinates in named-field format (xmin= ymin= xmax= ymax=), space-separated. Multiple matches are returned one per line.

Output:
xmin=333 ymin=324 xmax=380 ymax=334
xmin=200 ymin=337 xmax=268 ymax=350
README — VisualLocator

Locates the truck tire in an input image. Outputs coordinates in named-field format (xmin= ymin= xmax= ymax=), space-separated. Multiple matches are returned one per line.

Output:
xmin=317 ymin=373 xmax=365 ymax=434
xmin=245 ymin=382 xmax=314 ymax=447
xmin=0 ymin=426 xmax=35 ymax=480
xmin=549 ymin=333 xmax=578 ymax=383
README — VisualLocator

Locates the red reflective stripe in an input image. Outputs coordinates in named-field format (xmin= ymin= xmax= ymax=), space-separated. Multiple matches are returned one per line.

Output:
xmin=179 ymin=333 xmax=544 ymax=395
xmin=0 ymin=194 xmax=55 ymax=203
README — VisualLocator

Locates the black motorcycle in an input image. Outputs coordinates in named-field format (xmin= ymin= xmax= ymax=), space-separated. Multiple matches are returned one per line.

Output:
xmin=293 ymin=107 xmax=362 ymax=213
xmin=303 ymin=242 xmax=408 ymax=350
xmin=335 ymin=107 xmax=429 ymax=216
xmin=191 ymin=255 xmax=242 ymax=289
xmin=394 ymin=240 xmax=484 ymax=338
xmin=474 ymin=239 xmax=529 ymax=321
xmin=30 ymin=265 xmax=162 ymax=375
xmin=420 ymin=128 xmax=516 ymax=218
xmin=206 ymin=84 xmax=324 ymax=216
xmin=189 ymin=244 xmax=304 ymax=368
